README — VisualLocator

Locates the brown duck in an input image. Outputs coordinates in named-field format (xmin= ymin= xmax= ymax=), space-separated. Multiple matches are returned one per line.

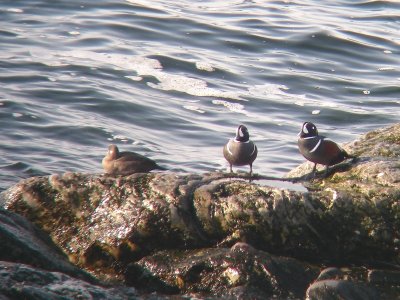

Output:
xmin=298 ymin=122 xmax=354 ymax=176
xmin=102 ymin=144 xmax=165 ymax=175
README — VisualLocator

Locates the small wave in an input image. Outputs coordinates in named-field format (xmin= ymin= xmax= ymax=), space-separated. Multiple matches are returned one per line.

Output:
xmin=183 ymin=105 xmax=205 ymax=114
xmin=5 ymin=8 xmax=24 ymax=13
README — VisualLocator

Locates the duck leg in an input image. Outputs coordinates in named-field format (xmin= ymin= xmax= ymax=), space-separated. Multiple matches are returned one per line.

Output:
xmin=306 ymin=163 xmax=317 ymax=180
xmin=323 ymin=165 xmax=330 ymax=177
xmin=312 ymin=163 xmax=317 ymax=176
xmin=248 ymin=164 xmax=254 ymax=182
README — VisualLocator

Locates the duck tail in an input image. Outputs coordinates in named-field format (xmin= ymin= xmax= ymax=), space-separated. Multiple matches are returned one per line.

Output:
xmin=343 ymin=150 xmax=357 ymax=161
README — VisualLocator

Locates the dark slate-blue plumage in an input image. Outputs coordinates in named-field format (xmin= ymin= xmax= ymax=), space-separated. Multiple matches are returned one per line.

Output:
xmin=223 ymin=125 xmax=258 ymax=175
xmin=298 ymin=122 xmax=353 ymax=174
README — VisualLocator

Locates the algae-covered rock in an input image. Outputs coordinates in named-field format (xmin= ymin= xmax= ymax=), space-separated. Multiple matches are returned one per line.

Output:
xmin=193 ymin=179 xmax=328 ymax=258
xmin=0 ymin=172 xmax=222 ymax=280
xmin=0 ymin=122 xmax=400 ymax=298
xmin=4 ymin=170 xmax=395 ymax=278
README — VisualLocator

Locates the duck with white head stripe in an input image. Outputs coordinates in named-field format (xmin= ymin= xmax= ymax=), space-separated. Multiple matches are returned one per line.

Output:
xmin=298 ymin=122 xmax=355 ymax=177
xmin=223 ymin=125 xmax=258 ymax=176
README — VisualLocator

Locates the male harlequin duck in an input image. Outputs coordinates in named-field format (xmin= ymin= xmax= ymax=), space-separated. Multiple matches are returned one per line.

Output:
xmin=223 ymin=125 xmax=258 ymax=175
xmin=102 ymin=144 xmax=165 ymax=175
xmin=298 ymin=122 xmax=354 ymax=176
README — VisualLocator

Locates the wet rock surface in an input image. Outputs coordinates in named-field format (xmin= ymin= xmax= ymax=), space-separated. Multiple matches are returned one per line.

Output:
xmin=0 ymin=208 xmax=94 ymax=283
xmin=0 ymin=123 xmax=400 ymax=299
xmin=306 ymin=279 xmax=378 ymax=300
xmin=126 ymin=243 xmax=318 ymax=299
xmin=0 ymin=261 xmax=138 ymax=300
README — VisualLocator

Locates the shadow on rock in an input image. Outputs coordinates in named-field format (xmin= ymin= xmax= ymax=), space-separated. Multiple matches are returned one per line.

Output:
xmin=126 ymin=243 xmax=318 ymax=299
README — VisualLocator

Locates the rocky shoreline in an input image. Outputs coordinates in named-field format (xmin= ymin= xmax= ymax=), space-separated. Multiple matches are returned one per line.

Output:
xmin=0 ymin=123 xmax=399 ymax=299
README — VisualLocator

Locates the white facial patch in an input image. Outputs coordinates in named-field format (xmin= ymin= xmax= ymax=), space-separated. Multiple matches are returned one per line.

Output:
xmin=238 ymin=127 xmax=244 ymax=138
xmin=303 ymin=124 xmax=309 ymax=134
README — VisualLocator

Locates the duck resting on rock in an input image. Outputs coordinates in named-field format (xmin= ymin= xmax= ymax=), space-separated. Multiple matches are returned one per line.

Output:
xmin=102 ymin=144 xmax=165 ymax=176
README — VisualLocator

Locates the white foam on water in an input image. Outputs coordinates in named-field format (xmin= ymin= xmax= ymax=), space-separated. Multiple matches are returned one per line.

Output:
xmin=378 ymin=67 xmax=395 ymax=71
xmin=48 ymin=50 xmax=241 ymax=99
xmin=147 ymin=72 xmax=240 ymax=99
xmin=26 ymin=50 xmax=394 ymax=118
xmin=111 ymin=134 xmax=130 ymax=142
xmin=248 ymin=84 xmax=309 ymax=103
xmin=195 ymin=61 xmax=215 ymax=72
xmin=212 ymin=100 xmax=247 ymax=114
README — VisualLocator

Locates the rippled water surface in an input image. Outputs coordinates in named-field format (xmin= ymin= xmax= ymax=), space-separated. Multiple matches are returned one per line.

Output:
xmin=0 ymin=0 xmax=399 ymax=190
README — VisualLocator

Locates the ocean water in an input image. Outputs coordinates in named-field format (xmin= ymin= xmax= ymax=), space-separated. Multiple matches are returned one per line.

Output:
xmin=0 ymin=0 xmax=399 ymax=191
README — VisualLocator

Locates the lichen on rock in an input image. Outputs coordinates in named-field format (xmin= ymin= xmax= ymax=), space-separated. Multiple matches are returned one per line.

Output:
xmin=1 ymin=123 xmax=400 ymax=298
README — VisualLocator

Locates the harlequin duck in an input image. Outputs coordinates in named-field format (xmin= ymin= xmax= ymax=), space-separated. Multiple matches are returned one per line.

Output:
xmin=223 ymin=125 xmax=258 ymax=175
xmin=102 ymin=144 xmax=165 ymax=175
xmin=298 ymin=122 xmax=353 ymax=176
